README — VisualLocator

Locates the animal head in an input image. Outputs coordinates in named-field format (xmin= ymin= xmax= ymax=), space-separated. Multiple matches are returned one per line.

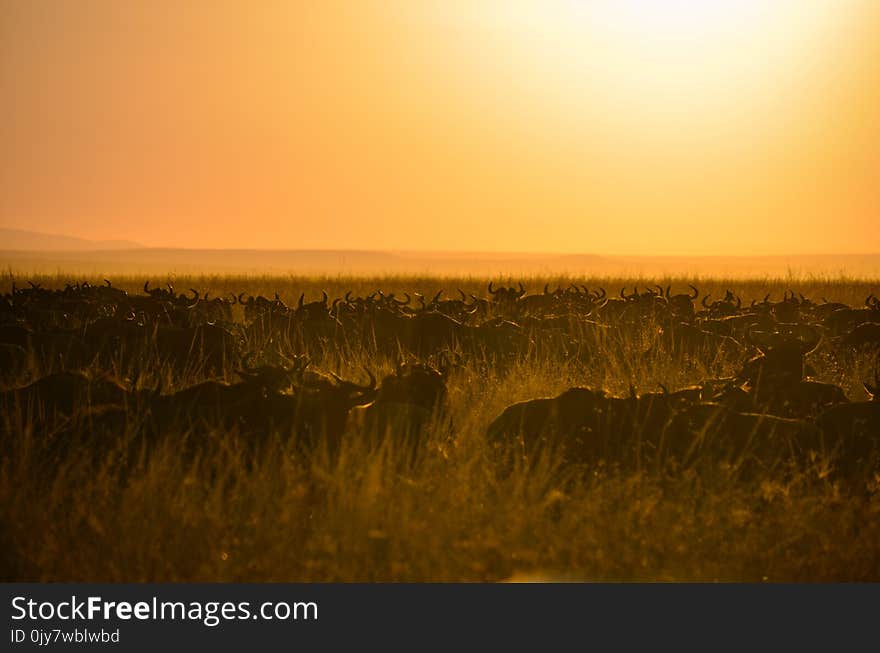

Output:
xmin=488 ymin=281 xmax=526 ymax=304
xmin=237 ymin=353 xmax=310 ymax=393
xmin=737 ymin=323 xmax=822 ymax=386
xmin=665 ymin=285 xmax=699 ymax=319
xmin=378 ymin=360 xmax=448 ymax=410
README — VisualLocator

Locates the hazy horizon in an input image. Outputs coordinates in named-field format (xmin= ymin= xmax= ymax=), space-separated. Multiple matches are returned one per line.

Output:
xmin=4 ymin=227 xmax=880 ymax=259
xmin=2 ymin=1 xmax=879 ymax=256
xmin=3 ymin=233 xmax=879 ymax=278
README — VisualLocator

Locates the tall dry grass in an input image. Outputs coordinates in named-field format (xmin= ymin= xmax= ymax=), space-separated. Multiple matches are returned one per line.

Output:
xmin=1 ymin=275 xmax=878 ymax=581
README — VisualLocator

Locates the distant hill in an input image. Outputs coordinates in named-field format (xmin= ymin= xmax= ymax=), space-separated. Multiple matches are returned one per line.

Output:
xmin=0 ymin=230 xmax=876 ymax=277
xmin=0 ymin=228 xmax=142 ymax=251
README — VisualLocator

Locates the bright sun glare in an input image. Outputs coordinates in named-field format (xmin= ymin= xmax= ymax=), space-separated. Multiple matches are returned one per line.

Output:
xmin=566 ymin=0 xmax=763 ymax=35
xmin=501 ymin=0 xmax=835 ymax=74
xmin=560 ymin=0 xmax=832 ymax=40
xmin=456 ymin=0 xmax=843 ymax=133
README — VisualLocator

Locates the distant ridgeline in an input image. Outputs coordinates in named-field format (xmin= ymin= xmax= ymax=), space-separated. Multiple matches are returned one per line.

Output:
xmin=0 ymin=244 xmax=878 ymax=278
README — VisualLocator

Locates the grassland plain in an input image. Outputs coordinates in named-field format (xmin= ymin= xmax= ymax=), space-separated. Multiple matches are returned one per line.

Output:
xmin=1 ymin=274 xmax=879 ymax=582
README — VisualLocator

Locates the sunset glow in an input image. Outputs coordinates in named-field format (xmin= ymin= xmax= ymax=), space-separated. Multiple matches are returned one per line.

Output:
xmin=1 ymin=0 xmax=878 ymax=254
xmin=4 ymin=0 xmax=880 ymax=592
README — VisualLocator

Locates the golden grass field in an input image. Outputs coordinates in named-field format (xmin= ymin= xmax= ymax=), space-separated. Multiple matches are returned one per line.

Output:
xmin=1 ymin=274 xmax=879 ymax=582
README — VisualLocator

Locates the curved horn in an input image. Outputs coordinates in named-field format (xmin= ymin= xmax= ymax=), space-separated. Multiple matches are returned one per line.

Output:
xmin=189 ymin=288 xmax=199 ymax=301
xmin=360 ymin=367 xmax=377 ymax=391
xmin=797 ymin=324 xmax=822 ymax=354
xmin=702 ymin=294 xmax=711 ymax=308
xmin=346 ymin=367 xmax=378 ymax=406
xmin=322 ymin=290 xmax=328 ymax=305
xmin=864 ymin=370 xmax=880 ymax=400
xmin=488 ymin=281 xmax=497 ymax=295
xmin=298 ymin=293 xmax=304 ymax=310
xmin=333 ymin=367 xmax=378 ymax=395
xmin=688 ymin=284 xmax=699 ymax=299
xmin=144 ymin=281 xmax=150 ymax=293
xmin=436 ymin=351 xmax=450 ymax=377
xmin=518 ymin=282 xmax=525 ymax=297
xmin=746 ymin=324 xmax=772 ymax=350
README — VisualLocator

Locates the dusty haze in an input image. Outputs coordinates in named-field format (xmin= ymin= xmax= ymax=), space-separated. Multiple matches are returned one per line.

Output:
xmin=2 ymin=1 xmax=879 ymax=256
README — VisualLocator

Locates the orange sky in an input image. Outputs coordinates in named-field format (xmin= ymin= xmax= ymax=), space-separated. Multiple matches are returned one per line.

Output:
xmin=1 ymin=0 xmax=878 ymax=255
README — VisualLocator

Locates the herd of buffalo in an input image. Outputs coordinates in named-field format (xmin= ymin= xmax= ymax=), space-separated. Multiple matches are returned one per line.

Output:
xmin=1 ymin=280 xmax=879 ymax=477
